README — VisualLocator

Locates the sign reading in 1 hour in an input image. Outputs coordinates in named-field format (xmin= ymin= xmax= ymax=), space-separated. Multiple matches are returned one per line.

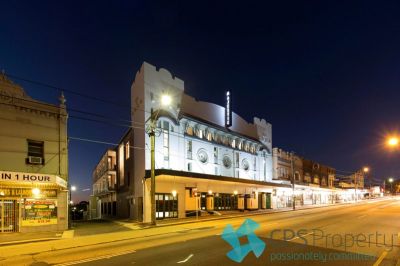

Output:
xmin=0 ymin=171 xmax=67 ymax=188
xmin=225 ymin=90 xmax=232 ymax=127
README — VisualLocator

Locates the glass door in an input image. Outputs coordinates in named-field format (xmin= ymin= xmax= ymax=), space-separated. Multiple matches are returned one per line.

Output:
xmin=0 ymin=199 xmax=18 ymax=233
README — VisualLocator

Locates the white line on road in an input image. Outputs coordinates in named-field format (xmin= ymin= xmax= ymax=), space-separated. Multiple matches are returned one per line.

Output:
xmin=177 ymin=254 xmax=194 ymax=264
xmin=55 ymin=250 xmax=137 ymax=266
xmin=373 ymin=251 xmax=388 ymax=266
xmin=357 ymin=215 xmax=367 ymax=219
xmin=289 ymin=232 xmax=313 ymax=241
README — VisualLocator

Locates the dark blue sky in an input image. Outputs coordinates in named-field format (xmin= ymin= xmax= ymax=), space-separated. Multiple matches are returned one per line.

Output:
xmin=1 ymin=1 xmax=400 ymax=201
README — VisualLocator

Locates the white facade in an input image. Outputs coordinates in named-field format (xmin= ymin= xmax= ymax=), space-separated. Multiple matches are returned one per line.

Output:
xmin=130 ymin=62 xmax=280 ymax=222
xmin=132 ymin=63 xmax=273 ymax=181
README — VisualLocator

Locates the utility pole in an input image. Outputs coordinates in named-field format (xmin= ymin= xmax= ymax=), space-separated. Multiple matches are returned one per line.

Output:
xmin=149 ymin=108 xmax=156 ymax=226
xmin=145 ymin=94 xmax=171 ymax=226
xmin=291 ymin=152 xmax=295 ymax=210
xmin=354 ymin=171 xmax=358 ymax=202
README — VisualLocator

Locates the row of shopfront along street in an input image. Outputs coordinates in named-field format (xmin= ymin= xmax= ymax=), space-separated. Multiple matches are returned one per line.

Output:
xmin=0 ymin=63 xmax=381 ymax=233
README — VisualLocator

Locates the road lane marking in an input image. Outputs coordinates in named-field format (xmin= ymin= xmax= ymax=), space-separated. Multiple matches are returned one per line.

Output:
xmin=289 ymin=232 xmax=313 ymax=241
xmin=357 ymin=215 xmax=367 ymax=219
xmin=373 ymin=251 xmax=388 ymax=266
xmin=55 ymin=250 xmax=136 ymax=266
xmin=177 ymin=254 xmax=194 ymax=264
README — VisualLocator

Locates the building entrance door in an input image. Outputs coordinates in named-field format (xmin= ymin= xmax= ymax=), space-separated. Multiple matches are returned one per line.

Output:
xmin=214 ymin=194 xmax=238 ymax=210
xmin=266 ymin=193 xmax=271 ymax=209
xmin=155 ymin=193 xmax=178 ymax=219
xmin=0 ymin=199 xmax=19 ymax=233
xmin=200 ymin=193 xmax=207 ymax=210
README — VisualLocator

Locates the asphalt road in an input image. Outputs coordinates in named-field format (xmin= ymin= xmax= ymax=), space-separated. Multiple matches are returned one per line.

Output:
xmin=8 ymin=198 xmax=400 ymax=266
xmin=64 ymin=198 xmax=400 ymax=266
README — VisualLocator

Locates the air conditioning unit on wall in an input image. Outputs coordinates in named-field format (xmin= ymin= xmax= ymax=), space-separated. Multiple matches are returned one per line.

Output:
xmin=28 ymin=156 xmax=43 ymax=164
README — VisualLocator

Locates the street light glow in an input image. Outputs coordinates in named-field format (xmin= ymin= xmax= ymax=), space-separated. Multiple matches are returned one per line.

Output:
xmin=161 ymin=94 xmax=172 ymax=106
xmin=172 ymin=190 xmax=177 ymax=197
xmin=32 ymin=188 xmax=41 ymax=196
xmin=71 ymin=186 xmax=76 ymax=191
xmin=363 ymin=167 xmax=369 ymax=173
xmin=388 ymin=137 xmax=399 ymax=147
xmin=389 ymin=178 xmax=394 ymax=183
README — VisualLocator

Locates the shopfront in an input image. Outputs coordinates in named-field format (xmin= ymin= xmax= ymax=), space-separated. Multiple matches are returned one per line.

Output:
xmin=0 ymin=171 xmax=68 ymax=233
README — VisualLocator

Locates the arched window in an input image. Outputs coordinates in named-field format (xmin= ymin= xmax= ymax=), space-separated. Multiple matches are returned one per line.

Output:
xmin=313 ymin=175 xmax=319 ymax=184
xmin=186 ymin=125 xmax=194 ymax=136
xmin=237 ymin=139 xmax=243 ymax=150
xmin=205 ymin=129 xmax=212 ymax=141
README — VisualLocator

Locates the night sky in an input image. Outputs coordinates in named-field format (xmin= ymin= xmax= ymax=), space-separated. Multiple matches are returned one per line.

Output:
xmin=1 ymin=1 xmax=400 ymax=201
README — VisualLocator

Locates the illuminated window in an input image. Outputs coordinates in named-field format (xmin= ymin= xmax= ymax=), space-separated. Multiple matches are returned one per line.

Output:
xmin=187 ymin=140 xmax=192 ymax=159
xmin=107 ymin=156 xmax=112 ymax=169
xmin=163 ymin=121 xmax=169 ymax=162
xmin=186 ymin=126 xmax=194 ymax=136
xmin=244 ymin=143 xmax=249 ymax=152
xmin=237 ymin=140 xmax=242 ymax=149
xmin=125 ymin=141 xmax=130 ymax=159
xmin=206 ymin=130 xmax=212 ymax=141
xmin=108 ymin=175 xmax=112 ymax=188
xmin=118 ymin=144 xmax=124 ymax=186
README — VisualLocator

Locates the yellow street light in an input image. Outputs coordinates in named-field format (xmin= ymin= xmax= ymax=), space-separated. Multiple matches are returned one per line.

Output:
xmin=363 ymin=167 xmax=369 ymax=173
xmin=387 ymin=137 xmax=399 ymax=147
xmin=161 ymin=95 xmax=172 ymax=106
xmin=32 ymin=188 xmax=41 ymax=196
xmin=389 ymin=178 xmax=394 ymax=183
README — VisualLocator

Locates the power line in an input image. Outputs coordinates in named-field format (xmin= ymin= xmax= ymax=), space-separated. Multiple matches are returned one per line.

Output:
xmin=69 ymin=136 xmax=145 ymax=150
xmin=6 ymin=73 xmax=131 ymax=109
xmin=2 ymin=73 xmax=363 ymax=176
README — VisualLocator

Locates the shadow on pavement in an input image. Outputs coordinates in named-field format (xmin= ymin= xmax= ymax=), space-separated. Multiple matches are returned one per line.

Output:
xmin=72 ymin=219 xmax=133 ymax=237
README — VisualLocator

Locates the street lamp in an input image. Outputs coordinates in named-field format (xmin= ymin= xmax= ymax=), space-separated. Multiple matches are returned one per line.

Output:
xmin=389 ymin=178 xmax=394 ymax=195
xmin=387 ymin=137 xmax=399 ymax=147
xmin=147 ymin=94 xmax=172 ymax=226
xmin=290 ymin=152 xmax=295 ymax=210
xmin=161 ymin=95 xmax=172 ymax=106
xmin=363 ymin=167 xmax=371 ymax=190
xmin=32 ymin=188 xmax=41 ymax=197
xmin=69 ymin=185 xmax=76 ymax=228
